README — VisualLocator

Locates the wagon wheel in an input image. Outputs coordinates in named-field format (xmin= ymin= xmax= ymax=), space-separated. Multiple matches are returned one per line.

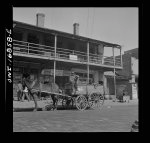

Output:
xmin=75 ymin=95 xmax=88 ymax=111
xmin=88 ymin=92 xmax=104 ymax=109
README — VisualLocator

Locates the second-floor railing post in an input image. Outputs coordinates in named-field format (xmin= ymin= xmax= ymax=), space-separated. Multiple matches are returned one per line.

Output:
xmin=112 ymin=46 xmax=117 ymax=101
xmin=28 ymin=43 xmax=29 ymax=54
xmin=54 ymin=34 xmax=57 ymax=84
xmin=54 ymin=35 xmax=57 ymax=58
xmin=87 ymin=42 xmax=89 ymax=84
xmin=101 ymin=55 xmax=104 ymax=64
xmin=120 ymin=46 xmax=122 ymax=67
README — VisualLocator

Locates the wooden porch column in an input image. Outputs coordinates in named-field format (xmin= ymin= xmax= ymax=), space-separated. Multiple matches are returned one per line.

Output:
xmin=120 ymin=46 xmax=123 ymax=67
xmin=112 ymin=47 xmax=117 ymax=100
xmin=54 ymin=34 xmax=57 ymax=84
xmin=87 ymin=42 xmax=90 ymax=84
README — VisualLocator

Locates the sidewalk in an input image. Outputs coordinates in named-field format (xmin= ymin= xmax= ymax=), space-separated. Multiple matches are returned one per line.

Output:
xmin=13 ymin=99 xmax=138 ymax=109
xmin=13 ymin=100 xmax=52 ymax=109
xmin=104 ymin=99 xmax=138 ymax=106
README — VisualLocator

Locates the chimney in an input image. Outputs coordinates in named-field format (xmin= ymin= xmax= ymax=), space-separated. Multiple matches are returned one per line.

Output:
xmin=36 ymin=13 xmax=45 ymax=27
xmin=73 ymin=23 xmax=79 ymax=35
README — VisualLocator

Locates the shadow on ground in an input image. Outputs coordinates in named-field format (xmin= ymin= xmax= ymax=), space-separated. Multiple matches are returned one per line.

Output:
xmin=13 ymin=106 xmax=93 ymax=112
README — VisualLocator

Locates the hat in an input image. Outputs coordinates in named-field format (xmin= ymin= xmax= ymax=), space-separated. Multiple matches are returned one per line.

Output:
xmin=71 ymin=72 xmax=75 ymax=75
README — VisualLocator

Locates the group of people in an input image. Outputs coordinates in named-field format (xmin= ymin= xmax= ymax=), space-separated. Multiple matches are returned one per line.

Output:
xmin=15 ymin=71 xmax=80 ymax=101
xmin=16 ymin=79 xmax=31 ymax=102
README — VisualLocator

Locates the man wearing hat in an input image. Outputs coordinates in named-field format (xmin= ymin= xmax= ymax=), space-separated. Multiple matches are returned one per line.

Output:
xmin=69 ymin=72 xmax=79 ymax=94
xmin=22 ymin=73 xmax=30 ymax=101
xmin=22 ymin=73 xmax=38 ymax=111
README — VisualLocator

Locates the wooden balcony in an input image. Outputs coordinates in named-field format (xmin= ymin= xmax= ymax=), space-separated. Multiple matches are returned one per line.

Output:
xmin=13 ymin=40 xmax=122 ymax=68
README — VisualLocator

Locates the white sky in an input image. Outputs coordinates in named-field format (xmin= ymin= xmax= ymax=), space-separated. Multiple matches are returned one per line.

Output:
xmin=13 ymin=7 xmax=138 ymax=56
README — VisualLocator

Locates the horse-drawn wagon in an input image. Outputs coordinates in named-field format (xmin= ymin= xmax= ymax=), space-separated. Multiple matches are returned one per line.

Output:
xmin=23 ymin=74 xmax=105 ymax=111
xmin=60 ymin=82 xmax=105 ymax=110
xmin=40 ymin=82 xmax=105 ymax=111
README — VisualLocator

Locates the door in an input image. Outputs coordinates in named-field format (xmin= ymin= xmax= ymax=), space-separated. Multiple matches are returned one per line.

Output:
xmin=132 ymin=83 xmax=138 ymax=99
xmin=55 ymin=76 xmax=69 ymax=89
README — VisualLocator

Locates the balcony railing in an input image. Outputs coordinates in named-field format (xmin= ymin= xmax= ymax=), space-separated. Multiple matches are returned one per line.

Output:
xmin=13 ymin=40 xmax=121 ymax=67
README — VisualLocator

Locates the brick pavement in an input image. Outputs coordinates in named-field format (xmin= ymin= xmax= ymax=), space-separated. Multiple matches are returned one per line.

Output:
xmin=13 ymin=103 xmax=138 ymax=132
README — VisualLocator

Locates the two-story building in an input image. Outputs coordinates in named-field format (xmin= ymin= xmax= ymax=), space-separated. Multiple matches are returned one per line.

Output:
xmin=13 ymin=13 xmax=122 ymax=96
xmin=104 ymin=48 xmax=138 ymax=99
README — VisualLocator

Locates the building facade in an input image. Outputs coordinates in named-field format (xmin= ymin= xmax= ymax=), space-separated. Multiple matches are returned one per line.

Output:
xmin=13 ymin=13 xmax=122 ymax=97
xmin=104 ymin=48 xmax=138 ymax=99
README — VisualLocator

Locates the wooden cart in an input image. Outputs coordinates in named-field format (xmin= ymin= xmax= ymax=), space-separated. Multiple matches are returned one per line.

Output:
xmin=61 ymin=83 xmax=105 ymax=111
xmin=31 ymin=80 xmax=105 ymax=111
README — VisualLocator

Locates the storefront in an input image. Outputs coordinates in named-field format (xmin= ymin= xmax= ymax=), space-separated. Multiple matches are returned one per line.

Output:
xmin=13 ymin=67 xmax=23 ymax=83
xmin=13 ymin=67 xmax=38 ymax=83
xmin=41 ymin=69 xmax=68 ymax=88
xmin=104 ymin=73 xmax=132 ymax=99
xmin=41 ymin=68 xmax=94 ymax=88
xmin=13 ymin=60 xmax=40 ymax=98
xmin=13 ymin=60 xmax=40 ymax=83
xmin=13 ymin=60 xmax=103 ymax=98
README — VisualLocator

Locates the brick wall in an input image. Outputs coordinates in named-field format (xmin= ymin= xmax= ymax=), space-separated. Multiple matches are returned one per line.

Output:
xmin=105 ymin=48 xmax=138 ymax=99
xmin=105 ymin=77 xmax=132 ymax=99
xmin=117 ymin=53 xmax=132 ymax=78
xmin=124 ymin=48 xmax=138 ymax=59
xmin=116 ymin=80 xmax=132 ymax=99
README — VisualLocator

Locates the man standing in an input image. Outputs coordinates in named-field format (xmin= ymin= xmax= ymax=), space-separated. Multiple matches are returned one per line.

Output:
xmin=69 ymin=72 xmax=79 ymax=94
xmin=17 ymin=81 xmax=23 ymax=101
xmin=22 ymin=73 xmax=38 ymax=111
xmin=22 ymin=74 xmax=30 ymax=102
xmin=22 ymin=85 xmax=30 ymax=102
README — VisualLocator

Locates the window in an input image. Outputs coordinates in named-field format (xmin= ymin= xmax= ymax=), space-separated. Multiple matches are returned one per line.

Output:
xmin=76 ymin=72 xmax=93 ymax=78
xmin=13 ymin=31 xmax=23 ymax=41
xmin=57 ymin=36 xmax=63 ymax=48
xmin=76 ymin=41 xmax=86 ymax=53
xmin=89 ymin=43 xmax=98 ymax=55
xmin=44 ymin=34 xmax=54 ymax=47
xmin=57 ymin=41 xmax=63 ymax=48
xmin=27 ymin=33 xmax=39 ymax=44
xmin=30 ymin=68 xmax=38 ymax=74
xmin=75 ymin=72 xmax=93 ymax=84
xmin=76 ymin=72 xmax=84 ymax=77
xmin=27 ymin=33 xmax=40 ymax=54
xmin=89 ymin=74 xmax=93 ymax=78
xmin=68 ymin=42 xmax=75 ymax=51
xmin=13 ymin=67 xmax=23 ymax=73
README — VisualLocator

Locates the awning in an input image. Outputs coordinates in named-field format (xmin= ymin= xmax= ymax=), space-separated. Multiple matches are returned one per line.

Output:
xmin=104 ymin=71 xmax=129 ymax=80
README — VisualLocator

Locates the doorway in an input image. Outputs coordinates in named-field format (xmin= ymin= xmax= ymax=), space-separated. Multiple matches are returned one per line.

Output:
xmin=55 ymin=76 xmax=69 ymax=89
